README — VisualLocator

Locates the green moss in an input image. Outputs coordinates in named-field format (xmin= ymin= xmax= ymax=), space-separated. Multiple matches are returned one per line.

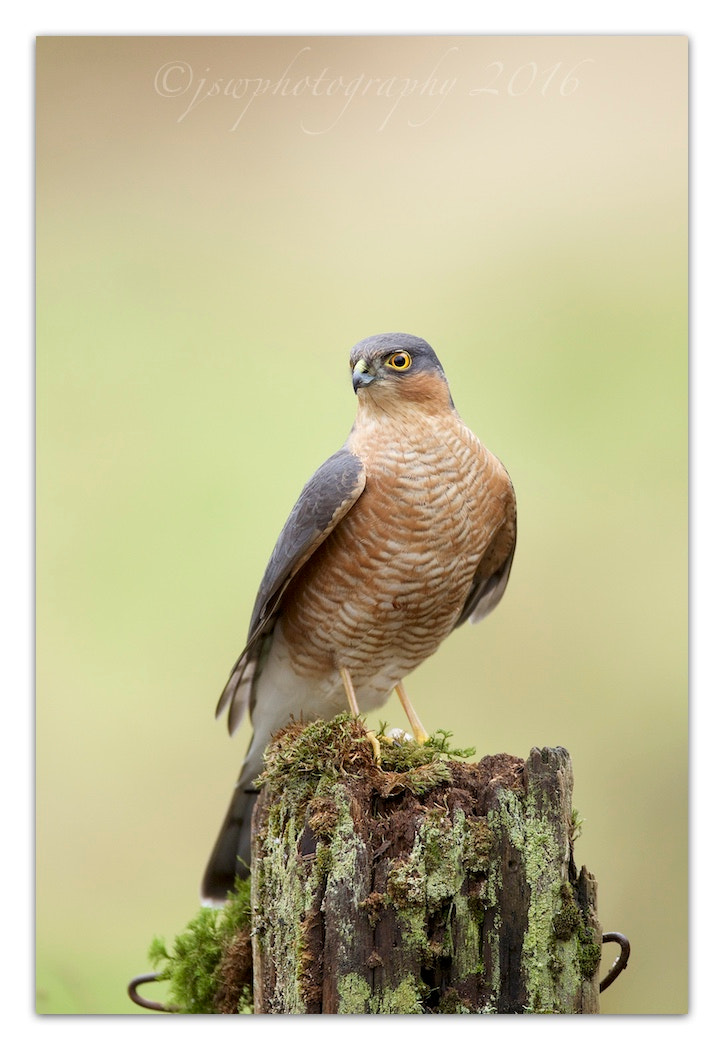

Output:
xmin=259 ymin=714 xmax=363 ymax=791
xmin=258 ymin=714 xmax=463 ymax=802
xmin=552 ymin=890 xmax=581 ymax=941
xmin=577 ymin=927 xmax=602 ymax=980
xmin=377 ymin=724 xmax=476 ymax=763
xmin=549 ymin=882 xmax=601 ymax=986
xmin=148 ymin=877 xmax=253 ymax=1013
xmin=150 ymin=722 xmax=596 ymax=1014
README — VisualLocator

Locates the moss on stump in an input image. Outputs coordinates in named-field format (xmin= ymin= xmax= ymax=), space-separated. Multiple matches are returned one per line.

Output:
xmin=249 ymin=715 xmax=601 ymax=1014
xmin=146 ymin=716 xmax=601 ymax=1013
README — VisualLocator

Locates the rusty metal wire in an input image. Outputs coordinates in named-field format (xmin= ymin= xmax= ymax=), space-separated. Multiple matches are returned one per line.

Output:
xmin=599 ymin=931 xmax=631 ymax=993
xmin=127 ymin=972 xmax=179 ymax=1013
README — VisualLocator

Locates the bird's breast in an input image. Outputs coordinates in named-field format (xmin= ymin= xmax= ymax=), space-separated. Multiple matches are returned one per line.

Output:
xmin=279 ymin=413 xmax=511 ymax=689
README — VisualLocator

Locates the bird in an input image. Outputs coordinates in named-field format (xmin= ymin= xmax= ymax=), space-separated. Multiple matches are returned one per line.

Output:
xmin=201 ymin=332 xmax=516 ymax=904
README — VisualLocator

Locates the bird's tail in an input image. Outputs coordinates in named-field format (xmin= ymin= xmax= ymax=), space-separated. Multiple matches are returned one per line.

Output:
xmin=200 ymin=741 xmax=265 ymax=906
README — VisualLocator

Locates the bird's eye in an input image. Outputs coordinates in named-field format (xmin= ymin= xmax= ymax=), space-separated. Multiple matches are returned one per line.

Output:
xmin=386 ymin=351 xmax=412 ymax=371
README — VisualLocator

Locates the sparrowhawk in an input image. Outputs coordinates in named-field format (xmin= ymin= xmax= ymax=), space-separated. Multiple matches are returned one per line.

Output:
xmin=202 ymin=333 xmax=516 ymax=903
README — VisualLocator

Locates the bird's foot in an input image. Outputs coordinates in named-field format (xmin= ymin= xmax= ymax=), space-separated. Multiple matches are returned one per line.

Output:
xmin=366 ymin=730 xmax=382 ymax=766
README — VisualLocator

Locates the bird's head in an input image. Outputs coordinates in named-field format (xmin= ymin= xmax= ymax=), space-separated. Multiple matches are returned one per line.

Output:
xmin=349 ymin=333 xmax=454 ymax=415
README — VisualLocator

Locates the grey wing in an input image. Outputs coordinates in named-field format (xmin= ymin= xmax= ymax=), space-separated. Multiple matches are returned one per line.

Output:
xmin=216 ymin=447 xmax=366 ymax=734
xmin=455 ymin=497 xmax=517 ymax=628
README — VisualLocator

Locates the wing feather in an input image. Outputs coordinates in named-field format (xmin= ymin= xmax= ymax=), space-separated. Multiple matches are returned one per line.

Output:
xmin=216 ymin=447 xmax=366 ymax=733
xmin=455 ymin=489 xmax=517 ymax=629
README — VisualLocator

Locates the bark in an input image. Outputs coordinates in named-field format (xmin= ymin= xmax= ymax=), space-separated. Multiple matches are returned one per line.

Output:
xmin=249 ymin=716 xmax=601 ymax=1014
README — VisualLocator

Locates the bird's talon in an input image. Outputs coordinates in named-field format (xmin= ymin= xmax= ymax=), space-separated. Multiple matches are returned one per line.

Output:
xmin=366 ymin=730 xmax=382 ymax=766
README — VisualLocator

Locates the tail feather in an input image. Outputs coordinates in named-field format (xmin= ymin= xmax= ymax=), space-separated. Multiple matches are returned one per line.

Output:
xmin=201 ymin=749 xmax=263 ymax=905
xmin=203 ymin=641 xmax=317 ymax=904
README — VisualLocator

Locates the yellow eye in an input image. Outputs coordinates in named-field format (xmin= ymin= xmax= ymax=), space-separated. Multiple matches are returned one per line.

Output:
xmin=385 ymin=351 xmax=412 ymax=371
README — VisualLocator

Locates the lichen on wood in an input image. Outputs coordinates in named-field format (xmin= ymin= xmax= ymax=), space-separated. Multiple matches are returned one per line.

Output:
xmin=248 ymin=715 xmax=601 ymax=1014
xmin=145 ymin=716 xmax=600 ymax=1013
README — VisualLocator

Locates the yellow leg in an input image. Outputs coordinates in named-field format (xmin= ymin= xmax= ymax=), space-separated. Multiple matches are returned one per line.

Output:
xmin=339 ymin=667 xmax=381 ymax=764
xmin=395 ymin=681 xmax=429 ymax=743
xmin=339 ymin=666 xmax=360 ymax=716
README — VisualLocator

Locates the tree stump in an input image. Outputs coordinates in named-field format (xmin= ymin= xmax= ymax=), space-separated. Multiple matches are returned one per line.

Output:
xmin=249 ymin=716 xmax=601 ymax=1014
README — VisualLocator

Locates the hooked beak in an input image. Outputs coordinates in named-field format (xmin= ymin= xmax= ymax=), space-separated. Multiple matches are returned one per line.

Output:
xmin=352 ymin=358 xmax=376 ymax=393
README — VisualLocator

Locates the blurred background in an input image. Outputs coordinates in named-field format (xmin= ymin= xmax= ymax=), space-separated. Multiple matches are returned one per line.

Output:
xmin=36 ymin=36 xmax=687 ymax=1014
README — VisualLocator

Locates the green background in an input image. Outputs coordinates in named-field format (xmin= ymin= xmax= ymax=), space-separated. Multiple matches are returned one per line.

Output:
xmin=36 ymin=36 xmax=687 ymax=1014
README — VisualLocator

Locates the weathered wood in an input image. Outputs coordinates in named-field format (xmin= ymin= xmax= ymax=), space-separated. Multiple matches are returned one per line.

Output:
xmin=249 ymin=716 xmax=601 ymax=1014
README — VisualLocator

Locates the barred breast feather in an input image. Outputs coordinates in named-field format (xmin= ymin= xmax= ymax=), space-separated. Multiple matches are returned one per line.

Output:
xmin=279 ymin=396 xmax=515 ymax=696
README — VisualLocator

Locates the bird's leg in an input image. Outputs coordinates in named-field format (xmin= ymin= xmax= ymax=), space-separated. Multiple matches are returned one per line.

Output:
xmin=339 ymin=666 xmax=360 ymax=716
xmin=339 ymin=666 xmax=381 ymax=765
xmin=395 ymin=681 xmax=429 ymax=744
